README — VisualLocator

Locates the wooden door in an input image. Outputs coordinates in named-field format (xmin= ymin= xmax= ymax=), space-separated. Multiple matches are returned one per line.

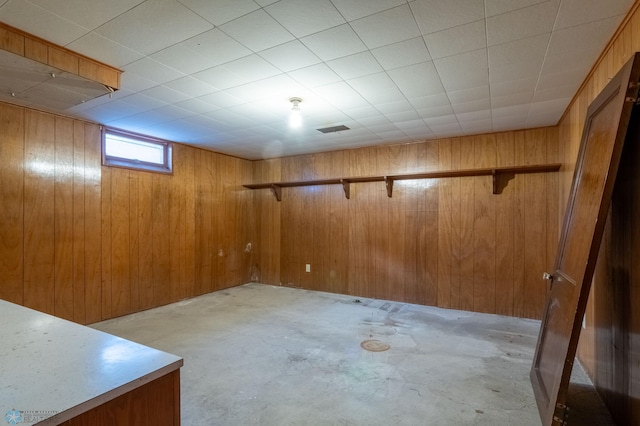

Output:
xmin=530 ymin=52 xmax=640 ymax=425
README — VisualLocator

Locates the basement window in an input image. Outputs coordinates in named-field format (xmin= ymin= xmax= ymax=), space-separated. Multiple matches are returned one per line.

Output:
xmin=103 ymin=129 xmax=172 ymax=174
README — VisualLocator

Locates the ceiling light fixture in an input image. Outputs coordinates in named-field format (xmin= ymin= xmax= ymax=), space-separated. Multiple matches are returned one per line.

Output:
xmin=289 ymin=97 xmax=302 ymax=128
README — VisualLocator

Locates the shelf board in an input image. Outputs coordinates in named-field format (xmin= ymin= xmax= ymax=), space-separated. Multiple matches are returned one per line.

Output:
xmin=244 ymin=163 xmax=562 ymax=201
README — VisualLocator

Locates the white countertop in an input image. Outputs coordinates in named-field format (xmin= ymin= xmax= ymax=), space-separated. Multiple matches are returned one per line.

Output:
xmin=0 ymin=300 xmax=183 ymax=425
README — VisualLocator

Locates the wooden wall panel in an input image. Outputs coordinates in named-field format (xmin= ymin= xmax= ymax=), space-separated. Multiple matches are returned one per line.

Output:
xmin=560 ymin=2 xmax=640 ymax=423
xmin=472 ymin=135 xmax=496 ymax=314
xmin=137 ymin=172 xmax=154 ymax=310
xmin=0 ymin=103 xmax=24 ymax=305
xmin=252 ymin=128 xmax=559 ymax=320
xmin=1 ymin=101 xmax=253 ymax=324
xmin=54 ymin=117 xmax=75 ymax=321
xmin=72 ymin=121 xmax=87 ymax=324
xmin=495 ymin=132 xmax=515 ymax=316
xmin=23 ymin=110 xmax=56 ymax=315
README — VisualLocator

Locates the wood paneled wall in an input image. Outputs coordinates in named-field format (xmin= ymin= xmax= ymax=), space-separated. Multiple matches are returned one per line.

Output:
xmin=560 ymin=1 xmax=640 ymax=424
xmin=0 ymin=102 xmax=253 ymax=324
xmin=251 ymin=128 xmax=559 ymax=319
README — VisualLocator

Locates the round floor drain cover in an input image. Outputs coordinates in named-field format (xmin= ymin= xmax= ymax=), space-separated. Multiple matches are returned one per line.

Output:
xmin=361 ymin=339 xmax=390 ymax=352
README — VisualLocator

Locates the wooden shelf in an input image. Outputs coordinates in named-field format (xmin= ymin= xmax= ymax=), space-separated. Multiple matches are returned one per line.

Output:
xmin=244 ymin=163 xmax=562 ymax=201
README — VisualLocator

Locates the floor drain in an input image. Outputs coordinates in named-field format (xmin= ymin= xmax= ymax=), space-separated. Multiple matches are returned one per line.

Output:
xmin=361 ymin=340 xmax=390 ymax=352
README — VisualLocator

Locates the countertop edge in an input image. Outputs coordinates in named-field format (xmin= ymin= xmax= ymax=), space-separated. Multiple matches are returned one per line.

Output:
xmin=36 ymin=358 xmax=183 ymax=425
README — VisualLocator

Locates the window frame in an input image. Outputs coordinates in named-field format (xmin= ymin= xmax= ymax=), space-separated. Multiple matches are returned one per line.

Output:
xmin=102 ymin=128 xmax=173 ymax=175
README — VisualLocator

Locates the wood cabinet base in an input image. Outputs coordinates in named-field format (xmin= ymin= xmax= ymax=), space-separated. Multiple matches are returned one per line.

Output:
xmin=59 ymin=370 xmax=180 ymax=426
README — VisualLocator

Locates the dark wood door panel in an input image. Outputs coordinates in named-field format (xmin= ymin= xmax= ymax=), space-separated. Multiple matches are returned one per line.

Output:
xmin=531 ymin=52 xmax=640 ymax=425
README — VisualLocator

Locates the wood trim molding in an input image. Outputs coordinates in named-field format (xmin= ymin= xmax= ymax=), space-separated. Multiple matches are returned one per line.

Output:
xmin=0 ymin=22 xmax=121 ymax=89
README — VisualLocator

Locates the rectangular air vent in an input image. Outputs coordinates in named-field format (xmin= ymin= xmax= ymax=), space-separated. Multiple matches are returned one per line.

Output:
xmin=317 ymin=125 xmax=350 ymax=133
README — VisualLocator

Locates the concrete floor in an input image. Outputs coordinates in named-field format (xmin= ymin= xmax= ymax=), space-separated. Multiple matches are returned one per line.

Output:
xmin=92 ymin=283 xmax=613 ymax=425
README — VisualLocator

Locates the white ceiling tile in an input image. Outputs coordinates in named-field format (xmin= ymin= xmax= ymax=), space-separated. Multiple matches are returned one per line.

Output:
xmin=540 ymin=50 xmax=598 ymax=82
xmin=150 ymin=45 xmax=216 ymax=75
xmin=532 ymin=85 xmax=577 ymax=102
xmin=555 ymin=0 xmax=631 ymax=30
xmin=141 ymin=85 xmax=191 ymax=104
xmin=425 ymin=20 xmax=486 ymax=60
xmin=174 ymin=98 xmax=219 ymax=114
xmin=0 ymin=0 xmax=89 ymax=45
xmin=230 ymin=100 xmax=282 ymax=122
xmin=66 ymin=32 xmax=143 ymax=68
xmin=266 ymin=0 xmax=345 ymax=38
xmin=151 ymin=29 xmax=252 ymax=73
xmin=424 ymin=114 xmax=458 ymax=126
xmin=394 ymin=118 xmax=429 ymax=131
xmin=163 ymin=76 xmax=218 ymax=97
xmin=375 ymin=100 xmax=415 ymax=115
xmin=448 ymin=86 xmax=489 ymax=104
xmin=383 ymin=109 xmax=421 ymax=122
xmin=224 ymin=75 xmax=308 ymax=105
xmin=536 ymin=69 xmax=584 ymax=90
xmin=121 ymin=93 xmax=167 ymax=112
xmin=388 ymin=61 xmax=445 ymax=99
xmin=348 ymin=72 xmax=406 ymax=104
xmin=492 ymin=105 xmax=529 ymax=119
xmin=490 ymin=62 xmax=540 ymax=84
xmin=313 ymin=81 xmax=370 ymax=109
xmin=351 ymin=5 xmax=421 ymax=49
xmin=409 ymin=93 xmax=450 ymax=109
xmin=287 ymin=63 xmax=342 ymax=87
xmin=356 ymin=115 xmax=391 ymax=127
xmin=486 ymin=1 xmax=558 ymax=46
xmin=331 ymin=0 xmax=406 ymax=21
xmin=327 ymin=52 xmax=383 ymax=80
xmin=494 ymin=109 xmax=530 ymax=119
xmin=546 ymin=17 xmax=620 ymax=58
xmin=456 ymin=109 xmax=491 ymax=122
xmin=193 ymin=55 xmax=281 ymax=89
xmin=94 ymin=0 xmax=213 ymax=55
xmin=452 ymin=99 xmax=491 ymax=114
xmin=259 ymin=41 xmax=322 ymax=72
xmin=485 ymin=0 xmax=547 ymax=18
xmin=434 ymin=49 xmax=488 ymax=91
xmin=494 ymin=104 xmax=529 ymax=116
xmin=197 ymin=91 xmax=247 ymax=109
xmin=411 ymin=0 xmax=485 ymax=35
xmin=490 ymin=78 xmax=537 ymax=98
xmin=219 ymin=9 xmax=294 ymax=52
xmin=177 ymin=0 xmax=260 ymax=26
xmin=119 ymin=72 xmax=157 ymax=92
xmin=254 ymin=0 xmax=278 ymax=6
xmin=491 ymin=92 xmax=533 ymax=108
xmin=205 ymin=109 xmax=258 ymax=130
xmin=84 ymin=99 xmax=149 ymax=123
xmin=416 ymin=104 xmax=455 ymax=118
xmin=301 ymin=24 xmax=367 ymax=61
xmin=0 ymin=0 xmax=628 ymax=160
xmin=123 ymin=57 xmax=186 ymax=84
xmin=29 ymin=0 xmax=145 ymax=30
xmin=343 ymin=105 xmax=383 ymax=120
xmin=488 ymin=33 xmax=549 ymax=70
xmin=371 ymin=37 xmax=431 ymax=70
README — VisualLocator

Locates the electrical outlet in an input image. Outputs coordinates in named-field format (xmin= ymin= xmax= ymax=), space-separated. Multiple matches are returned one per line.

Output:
xmin=305 ymin=264 xmax=311 ymax=273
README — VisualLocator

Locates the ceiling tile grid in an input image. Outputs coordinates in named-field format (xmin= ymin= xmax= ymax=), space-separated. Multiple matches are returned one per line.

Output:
xmin=0 ymin=0 xmax=635 ymax=159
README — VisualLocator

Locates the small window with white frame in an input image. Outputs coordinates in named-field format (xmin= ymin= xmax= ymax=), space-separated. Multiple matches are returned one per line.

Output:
xmin=102 ymin=128 xmax=172 ymax=174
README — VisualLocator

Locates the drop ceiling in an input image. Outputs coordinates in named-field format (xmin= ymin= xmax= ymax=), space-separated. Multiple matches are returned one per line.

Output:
xmin=0 ymin=0 xmax=634 ymax=160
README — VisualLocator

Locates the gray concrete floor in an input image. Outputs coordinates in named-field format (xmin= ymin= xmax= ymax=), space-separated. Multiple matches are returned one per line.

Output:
xmin=92 ymin=283 xmax=614 ymax=425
